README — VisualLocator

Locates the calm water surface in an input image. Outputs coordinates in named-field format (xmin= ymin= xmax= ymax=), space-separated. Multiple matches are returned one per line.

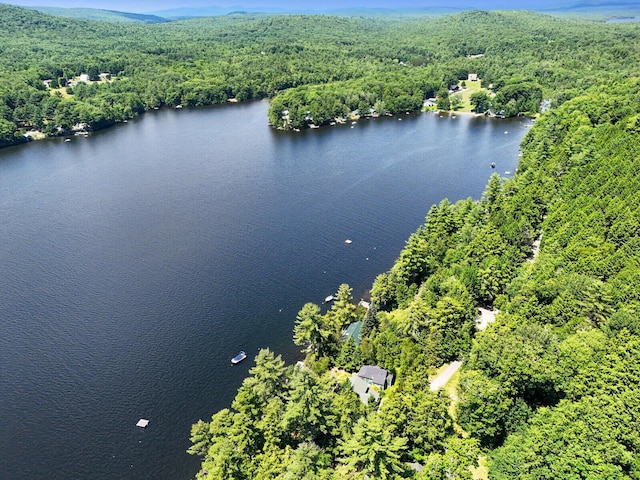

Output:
xmin=0 ymin=101 xmax=529 ymax=480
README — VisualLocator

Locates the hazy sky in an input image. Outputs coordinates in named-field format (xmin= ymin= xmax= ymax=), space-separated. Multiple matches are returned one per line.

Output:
xmin=6 ymin=0 xmax=580 ymax=13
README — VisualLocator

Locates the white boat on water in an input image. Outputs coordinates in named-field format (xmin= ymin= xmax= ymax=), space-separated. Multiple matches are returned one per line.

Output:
xmin=345 ymin=239 xmax=352 ymax=244
xmin=231 ymin=351 xmax=247 ymax=364
xmin=325 ymin=295 xmax=334 ymax=303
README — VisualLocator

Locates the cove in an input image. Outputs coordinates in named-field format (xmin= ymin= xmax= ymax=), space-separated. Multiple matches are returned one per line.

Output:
xmin=0 ymin=100 xmax=529 ymax=480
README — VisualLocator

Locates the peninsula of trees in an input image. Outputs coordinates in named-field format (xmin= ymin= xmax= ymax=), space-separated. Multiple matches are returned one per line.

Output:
xmin=1 ymin=5 xmax=639 ymax=145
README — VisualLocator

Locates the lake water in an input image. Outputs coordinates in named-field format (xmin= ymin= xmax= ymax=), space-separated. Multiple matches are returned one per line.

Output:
xmin=0 ymin=101 xmax=529 ymax=480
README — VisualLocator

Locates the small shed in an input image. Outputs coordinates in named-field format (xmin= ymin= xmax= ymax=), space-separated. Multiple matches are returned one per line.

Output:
xmin=343 ymin=320 xmax=363 ymax=346
xmin=468 ymin=73 xmax=478 ymax=82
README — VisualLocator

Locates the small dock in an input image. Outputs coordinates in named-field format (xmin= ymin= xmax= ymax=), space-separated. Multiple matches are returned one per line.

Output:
xmin=136 ymin=419 xmax=149 ymax=428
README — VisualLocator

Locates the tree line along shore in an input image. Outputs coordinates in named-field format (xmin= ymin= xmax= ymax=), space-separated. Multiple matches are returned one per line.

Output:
xmin=2 ymin=6 xmax=639 ymax=145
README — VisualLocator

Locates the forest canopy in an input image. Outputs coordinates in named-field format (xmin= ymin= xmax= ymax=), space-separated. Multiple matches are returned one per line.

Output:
xmin=1 ymin=5 xmax=640 ymax=145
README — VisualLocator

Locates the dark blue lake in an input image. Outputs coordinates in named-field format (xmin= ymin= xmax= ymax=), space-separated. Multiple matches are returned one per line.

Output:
xmin=0 ymin=101 xmax=529 ymax=480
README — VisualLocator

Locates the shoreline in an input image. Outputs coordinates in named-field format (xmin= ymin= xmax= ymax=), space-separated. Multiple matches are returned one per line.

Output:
xmin=8 ymin=99 xmax=516 ymax=149
xmin=4 ymin=97 xmax=270 ymax=149
xmin=277 ymin=107 xmax=495 ymax=132
xmin=439 ymin=109 xmax=484 ymax=117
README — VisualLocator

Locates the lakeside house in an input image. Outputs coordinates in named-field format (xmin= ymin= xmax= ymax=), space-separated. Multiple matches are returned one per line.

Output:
xmin=424 ymin=97 xmax=437 ymax=107
xmin=349 ymin=365 xmax=394 ymax=404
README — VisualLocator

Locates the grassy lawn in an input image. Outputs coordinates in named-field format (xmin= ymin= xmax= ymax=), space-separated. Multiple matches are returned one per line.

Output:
xmin=330 ymin=367 xmax=352 ymax=382
xmin=428 ymin=362 xmax=461 ymax=403
xmin=430 ymin=362 xmax=452 ymax=380
xmin=49 ymin=76 xmax=119 ymax=98
xmin=452 ymin=79 xmax=485 ymax=113
xmin=444 ymin=367 xmax=464 ymax=435
xmin=50 ymin=87 xmax=72 ymax=98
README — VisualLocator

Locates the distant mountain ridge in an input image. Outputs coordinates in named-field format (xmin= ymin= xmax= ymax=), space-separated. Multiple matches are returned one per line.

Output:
xmin=148 ymin=5 xmax=287 ymax=18
xmin=24 ymin=6 xmax=169 ymax=23
xmin=148 ymin=0 xmax=640 ymax=18
xmin=16 ymin=0 xmax=640 ymax=22
xmin=149 ymin=5 xmax=465 ymax=19
xmin=543 ymin=0 xmax=640 ymax=10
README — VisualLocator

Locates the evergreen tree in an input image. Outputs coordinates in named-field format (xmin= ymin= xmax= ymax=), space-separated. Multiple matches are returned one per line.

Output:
xmin=339 ymin=414 xmax=409 ymax=479
xmin=327 ymin=283 xmax=357 ymax=332
xmin=361 ymin=302 xmax=379 ymax=338
xmin=293 ymin=303 xmax=333 ymax=357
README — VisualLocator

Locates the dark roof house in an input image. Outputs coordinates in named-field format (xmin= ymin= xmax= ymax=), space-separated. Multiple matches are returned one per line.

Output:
xmin=357 ymin=365 xmax=394 ymax=389
xmin=349 ymin=365 xmax=394 ymax=404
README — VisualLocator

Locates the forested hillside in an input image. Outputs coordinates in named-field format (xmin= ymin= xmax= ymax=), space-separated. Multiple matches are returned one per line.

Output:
xmin=1 ymin=5 xmax=639 ymax=145
xmin=188 ymin=79 xmax=640 ymax=479
xmin=462 ymin=80 xmax=640 ymax=478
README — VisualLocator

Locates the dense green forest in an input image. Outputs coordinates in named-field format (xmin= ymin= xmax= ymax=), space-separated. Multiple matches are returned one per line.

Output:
xmin=1 ymin=4 xmax=639 ymax=145
xmin=4 ymin=6 xmax=640 ymax=477
xmin=188 ymin=78 xmax=640 ymax=479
